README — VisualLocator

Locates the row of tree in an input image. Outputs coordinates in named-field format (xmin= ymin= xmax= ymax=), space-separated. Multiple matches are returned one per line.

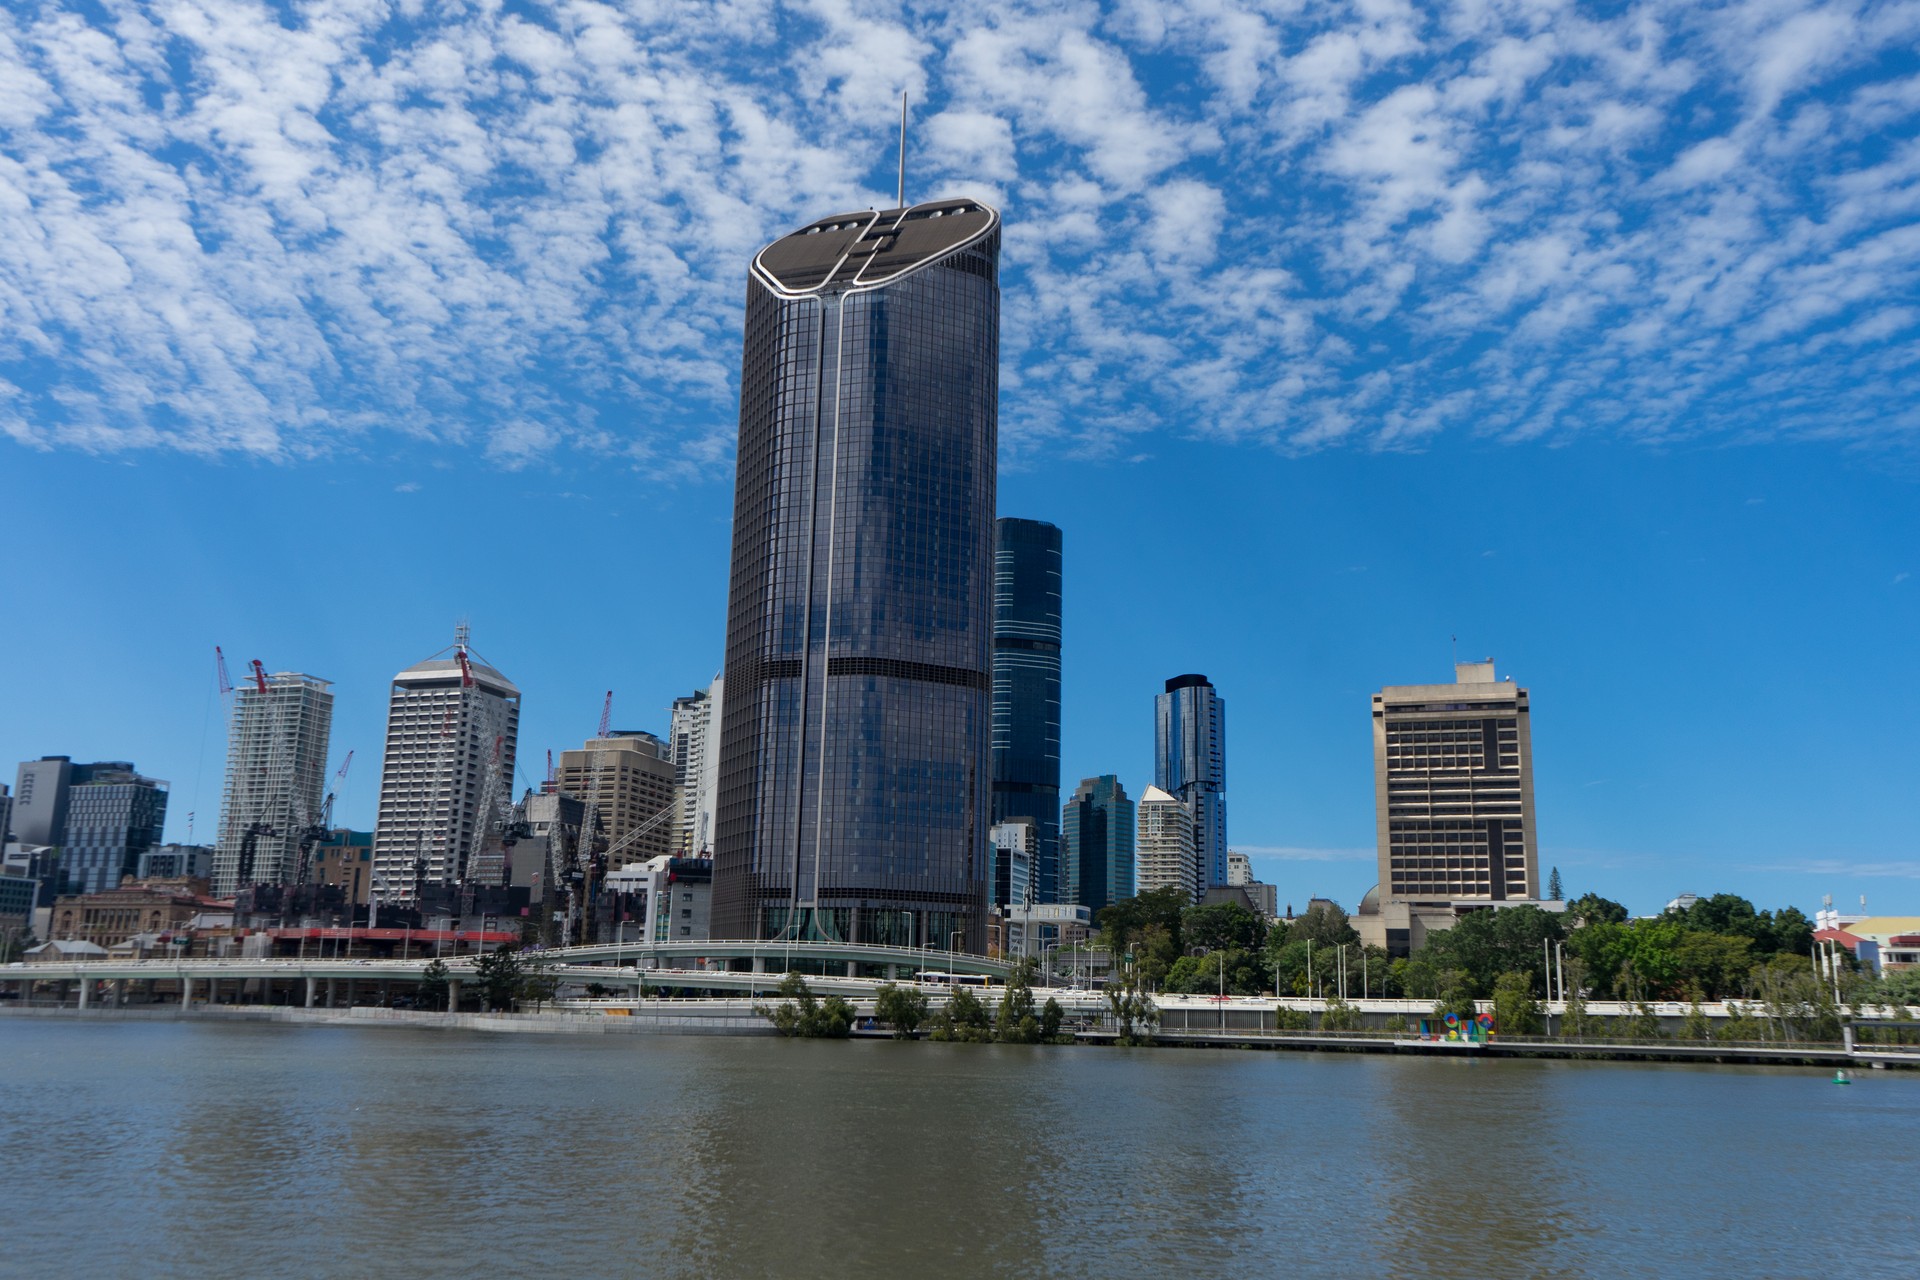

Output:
xmin=1091 ymin=885 xmax=1915 ymax=1016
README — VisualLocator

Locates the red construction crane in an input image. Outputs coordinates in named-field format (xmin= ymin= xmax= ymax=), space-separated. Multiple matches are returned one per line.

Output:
xmin=597 ymin=690 xmax=613 ymax=739
xmin=456 ymin=645 xmax=474 ymax=689
xmin=249 ymin=659 xmax=268 ymax=694
xmin=214 ymin=646 xmax=233 ymax=695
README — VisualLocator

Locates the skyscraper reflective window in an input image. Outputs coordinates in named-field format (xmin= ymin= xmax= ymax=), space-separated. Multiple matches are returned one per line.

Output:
xmin=1062 ymin=775 xmax=1134 ymax=915
xmin=991 ymin=517 xmax=1062 ymax=904
xmin=711 ymin=198 xmax=1000 ymax=952
xmin=1155 ymin=674 xmax=1228 ymax=889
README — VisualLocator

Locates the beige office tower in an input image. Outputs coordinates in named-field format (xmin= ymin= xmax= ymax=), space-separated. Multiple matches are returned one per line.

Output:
xmin=1135 ymin=785 xmax=1200 ymax=904
xmin=1360 ymin=659 xmax=1538 ymax=957
xmin=213 ymin=672 xmax=334 ymax=895
xmin=369 ymin=632 xmax=520 ymax=903
xmin=556 ymin=732 xmax=676 ymax=871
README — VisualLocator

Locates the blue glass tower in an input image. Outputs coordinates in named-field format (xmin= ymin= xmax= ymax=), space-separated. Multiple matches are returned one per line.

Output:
xmin=990 ymin=517 xmax=1062 ymax=904
xmin=711 ymin=198 xmax=1001 ymax=952
xmin=1155 ymin=674 xmax=1228 ymax=889
xmin=1062 ymin=775 xmax=1133 ymax=914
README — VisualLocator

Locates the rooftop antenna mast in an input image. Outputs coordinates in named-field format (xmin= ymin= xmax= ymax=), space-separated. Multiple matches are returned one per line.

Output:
xmin=897 ymin=90 xmax=907 ymax=209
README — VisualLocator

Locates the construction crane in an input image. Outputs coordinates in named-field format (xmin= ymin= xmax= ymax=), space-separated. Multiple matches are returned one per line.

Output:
xmin=291 ymin=751 xmax=354 ymax=890
xmin=549 ymin=691 xmax=614 ymax=946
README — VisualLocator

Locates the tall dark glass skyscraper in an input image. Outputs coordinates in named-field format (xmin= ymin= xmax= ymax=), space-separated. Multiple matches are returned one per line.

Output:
xmin=1155 ymin=674 xmax=1228 ymax=889
xmin=1062 ymin=775 xmax=1133 ymax=915
xmin=711 ymin=197 xmax=1001 ymax=952
xmin=990 ymin=517 xmax=1062 ymax=904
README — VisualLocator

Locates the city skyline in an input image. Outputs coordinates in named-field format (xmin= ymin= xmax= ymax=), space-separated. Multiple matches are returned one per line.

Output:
xmin=3 ymin=3 xmax=1917 ymax=919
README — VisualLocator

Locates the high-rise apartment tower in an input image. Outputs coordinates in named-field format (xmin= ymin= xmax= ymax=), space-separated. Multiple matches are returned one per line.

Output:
xmin=1155 ymin=674 xmax=1229 ymax=889
xmin=1135 ymin=785 xmax=1199 ymax=903
xmin=666 ymin=678 xmax=724 ymax=856
xmin=370 ymin=632 xmax=520 ymax=904
xmin=990 ymin=517 xmax=1063 ymax=904
xmin=711 ymin=197 xmax=1001 ymax=951
xmin=212 ymin=672 xmax=334 ymax=895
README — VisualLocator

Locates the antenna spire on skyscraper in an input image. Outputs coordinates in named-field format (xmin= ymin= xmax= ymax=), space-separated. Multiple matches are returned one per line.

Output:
xmin=897 ymin=90 xmax=907 ymax=208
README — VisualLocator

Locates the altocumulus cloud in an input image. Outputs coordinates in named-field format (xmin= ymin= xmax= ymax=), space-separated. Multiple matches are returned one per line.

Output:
xmin=1 ymin=0 xmax=1917 ymax=470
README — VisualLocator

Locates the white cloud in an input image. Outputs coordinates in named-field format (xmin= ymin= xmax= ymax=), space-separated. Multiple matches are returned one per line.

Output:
xmin=0 ymin=0 xmax=1914 ymax=468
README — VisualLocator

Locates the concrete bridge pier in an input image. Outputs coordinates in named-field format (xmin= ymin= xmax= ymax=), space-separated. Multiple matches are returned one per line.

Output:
xmin=77 ymin=979 xmax=89 ymax=1009
xmin=326 ymin=978 xmax=337 ymax=1008
xmin=180 ymin=975 xmax=194 ymax=1007
xmin=345 ymin=979 xmax=357 ymax=1007
xmin=447 ymin=979 xmax=462 ymax=1012
xmin=305 ymin=977 xmax=317 ymax=1008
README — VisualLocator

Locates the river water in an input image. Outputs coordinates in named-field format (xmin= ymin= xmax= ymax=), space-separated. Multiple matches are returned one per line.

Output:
xmin=2 ymin=1020 xmax=1914 ymax=1278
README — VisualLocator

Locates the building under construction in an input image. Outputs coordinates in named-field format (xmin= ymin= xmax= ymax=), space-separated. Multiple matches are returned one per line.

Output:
xmin=212 ymin=667 xmax=334 ymax=897
xmin=369 ymin=629 xmax=521 ymax=905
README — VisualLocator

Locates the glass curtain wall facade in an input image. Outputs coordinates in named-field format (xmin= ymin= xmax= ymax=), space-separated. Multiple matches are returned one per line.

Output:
xmin=1155 ymin=674 xmax=1229 ymax=890
xmin=59 ymin=764 xmax=169 ymax=895
xmin=1062 ymin=775 xmax=1134 ymax=915
xmin=711 ymin=198 xmax=1001 ymax=953
xmin=990 ymin=517 xmax=1062 ymax=904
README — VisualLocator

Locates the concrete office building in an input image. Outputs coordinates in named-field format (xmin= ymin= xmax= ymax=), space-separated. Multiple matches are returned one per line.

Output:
xmin=711 ymin=196 xmax=1001 ymax=952
xmin=11 ymin=758 xmax=169 ymax=896
xmin=212 ymin=671 xmax=334 ymax=895
xmin=138 ymin=843 xmax=214 ymax=882
xmin=1359 ymin=659 xmax=1541 ymax=957
xmin=557 ymin=732 xmax=677 ymax=871
xmin=991 ymin=517 xmax=1064 ymax=906
xmin=667 ymin=679 xmax=724 ymax=856
xmin=1063 ymin=775 xmax=1134 ymax=915
xmin=370 ymin=631 xmax=521 ymax=904
xmin=1135 ymin=785 xmax=1200 ymax=903
xmin=1155 ymin=674 xmax=1229 ymax=889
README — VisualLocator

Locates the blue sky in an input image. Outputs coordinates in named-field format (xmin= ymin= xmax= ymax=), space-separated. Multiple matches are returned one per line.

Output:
xmin=2 ymin=0 xmax=1916 ymax=915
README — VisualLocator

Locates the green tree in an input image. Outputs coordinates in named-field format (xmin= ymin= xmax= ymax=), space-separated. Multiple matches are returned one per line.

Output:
xmin=1617 ymin=1001 xmax=1664 ymax=1041
xmin=755 ymin=972 xmax=856 ymax=1038
xmin=1319 ymin=996 xmax=1363 ymax=1031
xmin=928 ymin=985 xmax=995 ymax=1042
xmin=1420 ymin=905 xmax=1564 ymax=998
xmin=1492 ymin=970 xmax=1541 ymax=1036
xmin=419 ymin=958 xmax=451 ymax=1012
xmin=1560 ymin=957 xmax=1602 ymax=1039
xmin=1166 ymin=947 xmax=1265 ymax=997
xmin=1183 ymin=902 xmax=1266 ymax=954
xmin=1104 ymin=969 xmax=1158 ymax=1046
xmin=1717 ymin=1000 xmax=1769 ymax=1042
xmin=1680 ymin=990 xmax=1711 ymax=1041
xmin=473 ymin=946 xmax=524 ymax=1011
xmin=1096 ymin=886 xmax=1191 ymax=957
xmin=1432 ymin=967 xmax=1476 ymax=1024
xmin=1274 ymin=1005 xmax=1310 ymax=1031
xmin=1287 ymin=902 xmax=1359 ymax=949
xmin=874 ymin=983 xmax=930 ymax=1039
xmin=1041 ymin=996 xmax=1066 ymax=1042
xmin=1567 ymin=893 xmax=1629 ymax=927
xmin=994 ymin=968 xmax=1042 ymax=1044
xmin=1383 ymin=1014 xmax=1410 ymax=1035
xmin=517 ymin=952 xmax=559 ymax=1011
xmin=1546 ymin=867 xmax=1563 ymax=901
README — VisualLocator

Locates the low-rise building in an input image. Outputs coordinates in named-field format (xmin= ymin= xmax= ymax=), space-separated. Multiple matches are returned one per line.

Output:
xmin=310 ymin=830 xmax=374 ymax=905
xmin=47 ymin=881 xmax=228 ymax=949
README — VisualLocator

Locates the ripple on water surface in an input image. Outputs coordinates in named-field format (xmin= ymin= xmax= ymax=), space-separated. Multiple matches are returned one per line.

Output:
xmin=1 ymin=1021 xmax=1915 ymax=1279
